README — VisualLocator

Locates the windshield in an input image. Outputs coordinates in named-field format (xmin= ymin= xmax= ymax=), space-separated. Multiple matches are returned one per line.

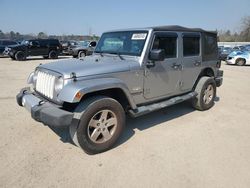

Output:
xmin=79 ymin=41 xmax=90 ymax=47
xmin=21 ymin=40 xmax=29 ymax=45
xmin=95 ymin=31 xmax=148 ymax=56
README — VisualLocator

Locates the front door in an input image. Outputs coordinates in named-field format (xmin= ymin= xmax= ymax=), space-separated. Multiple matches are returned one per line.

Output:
xmin=143 ymin=32 xmax=182 ymax=99
xmin=28 ymin=40 xmax=41 ymax=56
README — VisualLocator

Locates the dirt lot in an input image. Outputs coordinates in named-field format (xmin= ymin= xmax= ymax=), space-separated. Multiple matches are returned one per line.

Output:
xmin=0 ymin=56 xmax=250 ymax=188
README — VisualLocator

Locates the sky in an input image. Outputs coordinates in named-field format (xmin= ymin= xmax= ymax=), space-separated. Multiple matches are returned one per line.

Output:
xmin=0 ymin=0 xmax=249 ymax=36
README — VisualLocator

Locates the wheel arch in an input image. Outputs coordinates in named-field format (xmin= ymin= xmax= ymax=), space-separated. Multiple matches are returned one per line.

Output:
xmin=192 ymin=67 xmax=215 ymax=90
xmin=58 ymin=78 xmax=137 ymax=110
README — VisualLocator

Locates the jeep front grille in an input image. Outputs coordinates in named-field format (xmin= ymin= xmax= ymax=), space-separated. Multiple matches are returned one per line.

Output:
xmin=36 ymin=71 xmax=56 ymax=99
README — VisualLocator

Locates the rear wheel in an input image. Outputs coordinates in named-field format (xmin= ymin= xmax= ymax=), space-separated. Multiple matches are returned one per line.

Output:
xmin=15 ymin=51 xmax=26 ymax=61
xmin=236 ymin=58 xmax=246 ymax=66
xmin=192 ymin=76 xmax=216 ymax=111
xmin=49 ymin=50 xmax=58 ymax=59
xmin=69 ymin=96 xmax=125 ymax=154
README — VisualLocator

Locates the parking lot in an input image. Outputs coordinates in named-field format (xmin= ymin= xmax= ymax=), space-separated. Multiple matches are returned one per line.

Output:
xmin=0 ymin=57 xmax=250 ymax=188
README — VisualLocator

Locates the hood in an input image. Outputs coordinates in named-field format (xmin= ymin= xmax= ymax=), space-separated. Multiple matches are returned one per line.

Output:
xmin=39 ymin=55 xmax=140 ymax=79
xmin=10 ymin=44 xmax=26 ymax=50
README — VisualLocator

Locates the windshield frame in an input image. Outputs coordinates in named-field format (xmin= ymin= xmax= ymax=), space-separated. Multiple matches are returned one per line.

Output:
xmin=95 ymin=30 xmax=149 ymax=57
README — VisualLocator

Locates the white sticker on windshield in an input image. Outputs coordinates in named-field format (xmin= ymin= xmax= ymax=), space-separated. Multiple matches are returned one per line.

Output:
xmin=131 ymin=33 xmax=147 ymax=40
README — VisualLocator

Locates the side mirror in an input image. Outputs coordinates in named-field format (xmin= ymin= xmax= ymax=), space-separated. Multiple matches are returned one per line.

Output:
xmin=149 ymin=49 xmax=165 ymax=61
xmin=89 ymin=42 xmax=96 ymax=47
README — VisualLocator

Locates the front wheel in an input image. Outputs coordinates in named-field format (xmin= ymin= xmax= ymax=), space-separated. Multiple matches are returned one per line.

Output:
xmin=69 ymin=96 xmax=125 ymax=154
xmin=15 ymin=51 xmax=26 ymax=61
xmin=78 ymin=51 xmax=86 ymax=58
xmin=192 ymin=77 xmax=216 ymax=111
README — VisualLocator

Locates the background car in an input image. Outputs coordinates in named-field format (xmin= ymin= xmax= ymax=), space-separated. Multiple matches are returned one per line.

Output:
xmin=60 ymin=40 xmax=79 ymax=55
xmin=68 ymin=40 xmax=97 ymax=58
xmin=232 ymin=45 xmax=246 ymax=51
xmin=8 ymin=39 xmax=62 ymax=60
xmin=219 ymin=47 xmax=233 ymax=61
xmin=226 ymin=50 xmax=250 ymax=66
xmin=0 ymin=39 xmax=18 ymax=56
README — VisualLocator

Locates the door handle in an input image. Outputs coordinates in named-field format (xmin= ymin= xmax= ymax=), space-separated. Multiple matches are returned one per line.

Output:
xmin=171 ymin=63 xmax=181 ymax=70
xmin=194 ymin=61 xmax=201 ymax=66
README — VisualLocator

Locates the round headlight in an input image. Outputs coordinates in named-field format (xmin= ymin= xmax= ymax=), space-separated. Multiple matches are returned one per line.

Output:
xmin=33 ymin=70 xmax=39 ymax=83
xmin=27 ymin=72 xmax=34 ymax=84
xmin=55 ymin=77 xmax=64 ymax=93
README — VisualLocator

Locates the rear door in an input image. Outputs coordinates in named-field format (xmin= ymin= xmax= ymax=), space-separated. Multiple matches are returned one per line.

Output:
xmin=39 ymin=40 xmax=50 ymax=55
xmin=180 ymin=33 xmax=202 ymax=92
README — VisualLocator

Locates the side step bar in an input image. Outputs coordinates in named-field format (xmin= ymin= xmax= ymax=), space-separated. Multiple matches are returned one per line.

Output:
xmin=129 ymin=92 xmax=197 ymax=118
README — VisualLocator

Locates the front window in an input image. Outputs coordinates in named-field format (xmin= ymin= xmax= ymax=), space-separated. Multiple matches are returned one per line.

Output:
xmin=21 ymin=40 xmax=29 ymax=45
xmin=152 ymin=34 xmax=177 ymax=59
xmin=95 ymin=31 xmax=148 ymax=56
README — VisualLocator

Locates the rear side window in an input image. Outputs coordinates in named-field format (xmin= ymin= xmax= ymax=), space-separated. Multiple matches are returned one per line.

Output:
xmin=49 ymin=40 xmax=59 ymax=46
xmin=203 ymin=34 xmax=218 ymax=61
xmin=183 ymin=34 xmax=200 ymax=57
xmin=152 ymin=34 xmax=177 ymax=59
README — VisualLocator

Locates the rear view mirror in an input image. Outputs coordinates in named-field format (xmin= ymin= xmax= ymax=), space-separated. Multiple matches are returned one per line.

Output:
xmin=149 ymin=49 xmax=165 ymax=61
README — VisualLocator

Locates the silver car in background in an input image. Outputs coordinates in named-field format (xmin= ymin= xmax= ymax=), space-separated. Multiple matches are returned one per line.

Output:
xmin=226 ymin=48 xmax=250 ymax=66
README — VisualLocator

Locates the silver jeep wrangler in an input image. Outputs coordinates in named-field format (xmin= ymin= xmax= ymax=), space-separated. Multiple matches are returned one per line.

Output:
xmin=17 ymin=25 xmax=223 ymax=154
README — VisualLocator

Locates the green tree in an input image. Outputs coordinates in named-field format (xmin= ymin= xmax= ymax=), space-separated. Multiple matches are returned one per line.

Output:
xmin=241 ymin=16 xmax=250 ymax=41
xmin=10 ymin=31 xmax=15 ymax=40
xmin=37 ymin=32 xmax=47 ymax=39
xmin=0 ymin=30 xmax=5 ymax=38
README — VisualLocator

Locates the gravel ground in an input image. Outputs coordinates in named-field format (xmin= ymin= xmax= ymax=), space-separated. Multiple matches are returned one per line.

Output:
xmin=0 ymin=57 xmax=250 ymax=188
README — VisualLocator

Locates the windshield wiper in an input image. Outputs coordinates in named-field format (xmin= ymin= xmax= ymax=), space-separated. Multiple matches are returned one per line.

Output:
xmin=95 ymin=51 xmax=104 ymax=57
xmin=110 ymin=51 xmax=124 ymax=60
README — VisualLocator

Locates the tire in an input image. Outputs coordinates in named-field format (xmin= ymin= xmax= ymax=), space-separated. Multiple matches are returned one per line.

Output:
xmin=236 ymin=58 xmax=246 ymax=66
xmin=10 ymin=56 xmax=16 ymax=60
xmin=43 ymin=55 xmax=49 ymax=59
xmin=69 ymin=96 xmax=125 ymax=154
xmin=78 ymin=51 xmax=86 ymax=58
xmin=49 ymin=50 xmax=58 ymax=59
xmin=192 ymin=76 xmax=216 ymax=111
xmin=72 ymin=55 xmax=78 ymax=58
xmin=15 ymin=51 xmax=26 ymax=61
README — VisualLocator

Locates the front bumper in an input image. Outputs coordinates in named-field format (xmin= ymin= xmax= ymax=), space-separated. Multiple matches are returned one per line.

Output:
xmin=226 ymin=58 xmax=235 ymax=65
xmin=16 ymin=88 xmax=73 ymax=127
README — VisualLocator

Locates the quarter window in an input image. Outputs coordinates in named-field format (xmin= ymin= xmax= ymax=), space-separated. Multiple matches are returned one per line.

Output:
xmin=203 ymin=34 xmax=217 ymax=61
xmin=152 ymin=35 xmax=177 ymax=58
xmin=183 ymin=35 xmax=200 ymax=56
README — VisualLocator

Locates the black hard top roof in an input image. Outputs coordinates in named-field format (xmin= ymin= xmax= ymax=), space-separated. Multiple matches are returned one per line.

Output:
xmin=150 ymin=25 xmax=217 ymax=35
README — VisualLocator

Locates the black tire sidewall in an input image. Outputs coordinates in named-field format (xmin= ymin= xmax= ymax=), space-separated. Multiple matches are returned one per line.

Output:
xmin=76 ymin=98 xmax=125 ymax=154
xmin=15 ymin=51 xmax=25 ymax=61
xmin=236 ymin=58 xmax=245 ymax=66
xmin=199 ymin=79 xmax=216 ymax=110
xmin=49 ymin=50 xmax=58 ymax=59
xmin=78 ymin=51 xmax=86 ymax=58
